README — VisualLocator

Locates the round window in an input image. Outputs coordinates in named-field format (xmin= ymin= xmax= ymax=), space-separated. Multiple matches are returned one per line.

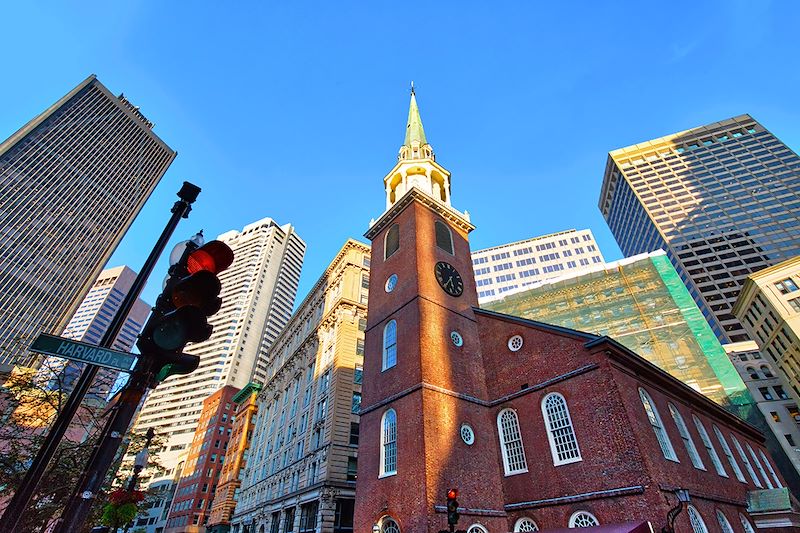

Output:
xmin=385 ymin=274 xmax=398 ymax=293
xmin=451 ymin=331 xmax=463 ymax=347
xmin=508 ymin=335 xmax=523 ymax=352
xmin=460 ymin=424 xmax=475 ymax=445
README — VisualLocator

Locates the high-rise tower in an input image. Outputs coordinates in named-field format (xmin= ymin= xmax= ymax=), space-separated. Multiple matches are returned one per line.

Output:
xmin=599 ymin=115 xmax=800 ymax=343
xmin=0 ymin=75 xmax=176 ymax=372
xmin=129 ymin=218 xmax=305 ymax=485
xmin=37 ymin=266 xmax=149 ymax=400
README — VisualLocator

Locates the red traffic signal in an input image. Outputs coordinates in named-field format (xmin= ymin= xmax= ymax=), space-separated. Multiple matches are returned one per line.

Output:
xmin=447 ymin=489 xmax=458 ymax=500
xmin=446 ymin=488 xmax=459 ymax=526
xmin=187 ymin=240 xmax=234 ymax=275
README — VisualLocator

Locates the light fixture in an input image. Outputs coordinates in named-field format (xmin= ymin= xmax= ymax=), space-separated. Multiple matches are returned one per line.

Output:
xmin=675 ymin=488 xmax=690 ymax=503
xmin=372 ymin=523 xmax=381 ymax=533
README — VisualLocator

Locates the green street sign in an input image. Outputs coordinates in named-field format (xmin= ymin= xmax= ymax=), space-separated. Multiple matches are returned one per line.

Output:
xmin=29 ymin=334 xmax=137 ymax=372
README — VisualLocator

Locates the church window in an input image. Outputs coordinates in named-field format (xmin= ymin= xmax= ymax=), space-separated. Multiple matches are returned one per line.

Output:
xmin=739 ymin=514 xmax=756 ymax=533
xmin=746 ymin=443 xmax=773 ymax=488
xmin=692 ymin=415 xmax=727 ymax=477
xmin=542 ymin=393 xmax=581 ymax=465
xmin=380 ymin=409 xmax=397 ymax=477
xmin=435 ymin=220 xmax=454 ymax=255
xmin=730 ymin=434 xmax=762 ymax=487
xmin=568 ymin=511 xmax=599 ymax=528
xmin=759 ymin=448 xmax=783 ymax=487
xmin=385 ymin=224 xmax=400 ymax=260
xmin=514 ymin=517 xmax=539 ymax=531
xmin=713 ymin=425 xmax=746 ymax=482
xmin=497 ymin=408 xmax=527 ymax=475
xmin=638 ymin=388 xmax=678 ymax=461
xmin=383 ymin=320 xmax=397 ymax=371
xmin=687 ymin=505 xmax=709 ymax=533
xmin=716 ymin=510 xmax=734 ymax=533
xmin=460 ymin=423 xmax=474 ymax=445
xmin=507 ymin=335 xmax=523 ymax=352
xmin=668 ymin=404 xmax=704 ymax=469
xmin=467 ymin=525 xmax=488 ymax=533
xmin=379 ymin=516 xmax=400 ymax=533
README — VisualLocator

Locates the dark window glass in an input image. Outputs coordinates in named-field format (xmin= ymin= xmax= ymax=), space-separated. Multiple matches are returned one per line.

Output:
xmin=333 ymin=499 xmax=355 ymax=533
xmin=385 ymin=224 xmax=399 ymax=259
xmin=435 ymin=220 xmax=454 ymax=255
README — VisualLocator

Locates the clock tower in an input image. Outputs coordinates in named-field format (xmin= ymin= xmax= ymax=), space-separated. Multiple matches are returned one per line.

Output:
xmin=354 ymin=89 xmax=507 ymax=533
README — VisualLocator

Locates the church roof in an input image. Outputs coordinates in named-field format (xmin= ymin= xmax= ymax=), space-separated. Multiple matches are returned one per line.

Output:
xmin=404 ymin=86 xmax=428 ymax=147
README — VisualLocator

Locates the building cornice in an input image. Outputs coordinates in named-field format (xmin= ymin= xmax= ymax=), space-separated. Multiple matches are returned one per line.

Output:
xmin=365 ymin=187 xmax=474 ymax=240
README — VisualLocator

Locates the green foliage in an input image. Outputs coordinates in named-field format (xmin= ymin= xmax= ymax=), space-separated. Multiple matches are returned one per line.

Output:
xmin=101 ymin=501 xmax=138 ymax=529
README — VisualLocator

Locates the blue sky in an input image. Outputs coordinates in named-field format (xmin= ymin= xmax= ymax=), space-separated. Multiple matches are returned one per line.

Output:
xmin=1 ymin=2 xmax=799 ymax=308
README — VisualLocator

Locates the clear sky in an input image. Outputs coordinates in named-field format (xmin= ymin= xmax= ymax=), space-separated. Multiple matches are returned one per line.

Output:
xmin=1 ymin=2 xmax=799 ymax=309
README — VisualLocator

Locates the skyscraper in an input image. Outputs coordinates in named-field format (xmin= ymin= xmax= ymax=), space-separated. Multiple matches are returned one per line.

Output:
xmin=37 ymin=265 xmax=149 ymax=400
xmin=129 ymin=218 xmax=305 ymax=489
xmin=599 ymin=115 xmax=800 ymax=343
xmin=471 ymin=228 xmax=604 ymax=304
xmin=0 ymin=75 xmax=176 ymax=371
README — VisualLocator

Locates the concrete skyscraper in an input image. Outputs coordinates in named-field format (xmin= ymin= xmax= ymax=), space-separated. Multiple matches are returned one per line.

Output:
xmin=129 ymin=218 xmax=305 ymax=493
xmin=471 ymin=228 xmax=604 ymax=304
xmin=599 ymin=115 xmax=800 ymax=344
xmin=37 ymin=265 xmax=149 ymax=400
xmin=0 ymin=75 xmax=176 ymax=372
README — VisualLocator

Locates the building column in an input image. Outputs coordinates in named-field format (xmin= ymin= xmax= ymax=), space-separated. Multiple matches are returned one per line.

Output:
xmin=318 ymin=487 xmax=340 ymax=533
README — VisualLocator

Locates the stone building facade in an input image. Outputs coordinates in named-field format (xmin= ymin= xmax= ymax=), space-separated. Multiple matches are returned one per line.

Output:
xmin=231 ymin=239 xmax=369 ymax=533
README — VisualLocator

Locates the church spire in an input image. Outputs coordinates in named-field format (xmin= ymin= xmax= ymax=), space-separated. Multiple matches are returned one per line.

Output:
xmin=404 ymin=82 xmax=428 ymax=147
xmin=399 ymin=83 xmax=434 ymax=161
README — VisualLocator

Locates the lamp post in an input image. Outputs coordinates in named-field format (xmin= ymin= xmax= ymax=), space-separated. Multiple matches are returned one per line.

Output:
xmin=127 ymin=428 xmax=155 ymax=491
xmin=661 ymin=488 xmax=691 ymax=533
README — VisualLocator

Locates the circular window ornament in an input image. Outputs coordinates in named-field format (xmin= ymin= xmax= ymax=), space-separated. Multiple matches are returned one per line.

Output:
xmin=508 ymin=335 xmax=523 ymax=352
xmin=460 ymin=423 xmax=475 ymax=445
xmin=385 ymin=274 xmax=398 ymax=293
xmin=451 ymin=331 xmax=463 ymax=347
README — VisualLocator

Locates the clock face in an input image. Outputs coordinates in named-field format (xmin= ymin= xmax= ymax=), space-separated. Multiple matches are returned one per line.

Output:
xmin=434 ymin=261 xmax=464 ymax=297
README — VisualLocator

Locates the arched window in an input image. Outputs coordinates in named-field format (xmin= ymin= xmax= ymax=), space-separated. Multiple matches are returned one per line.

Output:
xmin=542 ymin=393 xmax=581 ymax=465
xmin=514 ymin=517 xmax=539 ymax=531
xmin=467 ymin=525 xmax=488 ymax=533
xmin=669 ymin=404 xmax=704 ymax=469
xmin=639 ymin=388 xmax=678 ymax=461
xmin=380 ymin=516 xmax=400 ymax=533
xmin=692 ymin=415 xmax=727 ymax=477
xmin=497 ymin=408 xmax=528 ymax=475
xmin=716 ymin=510 xmax=734 ymax=533
xmin=745 ymin=366 xmax=760 ymax=380
xmin=713 ymin=425 xmax=746 ymax=482
xmin=761 ymin=365 xmax=774 ymax=378
xmin=435 ymin=220 xmax=454 ymax=255
xmin=759 ymin=448 xmax=783 ymax=487
xmin=739 ymin=514 xmax=756 ymax=533
xmin=747 ymin=443 xmax=774 ymax=488
xmin=730 ymin=434 xmax=762 ymax=487
xmin=383 ymin=320 xmax=397 ymax=371
xmin=687 ymin=505 xmax=709 ymax=533
xmin=385 ymin=224 xmax=400 ymax=260
xmin=569 ymin=511 xmax=599 ymax=528
xmin=380 ymin=409 xmax=397 ymax=477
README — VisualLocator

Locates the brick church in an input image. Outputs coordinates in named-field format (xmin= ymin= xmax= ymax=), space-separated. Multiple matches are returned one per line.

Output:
xmin=353 ymin=90 xmax=800 ymax=532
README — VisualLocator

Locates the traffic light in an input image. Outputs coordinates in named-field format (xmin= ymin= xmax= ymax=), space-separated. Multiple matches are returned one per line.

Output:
xmin=138 ymin=238 xmax=234 ymax=384
xmin=446 ymin=488 xmax=459 ymax=527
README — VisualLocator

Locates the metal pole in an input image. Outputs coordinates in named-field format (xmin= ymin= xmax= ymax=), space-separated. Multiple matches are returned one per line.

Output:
xmin=0 ymin=182 xmax=200 ymax=533
xmin=54 ymin=183 xmax=200 ymax=533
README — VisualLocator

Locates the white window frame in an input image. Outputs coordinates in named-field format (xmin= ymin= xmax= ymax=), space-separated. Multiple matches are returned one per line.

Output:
xmin=638 ymin=388 xmax=678 ymax=462
xmin=466 ymin=525 xmax=488 ymax=533
xmin=716 ymin=510 xmax=734 ymax=533
xmin=380 ymin=409 xmax=397 ymax=478
xmin=382 ymin=320 xmax=397 ymax=371
xmin=713 ymin=425 xmax=746 ymax=482
xmin=379 ymin=516 xmax=401 ymax=533
xmin=731 ymin=434 xmax=762 ymax=488
xmin=513 ymin=517 xmax=539 ymax=531
xmin=497 ymin=408 xmax=528 ymax=476
xmin=758 ymin=448 xmax=783 ymax=487
xmin=568 ymin=511 xmax=599 ymax=528
xmin=692 ymin=415 xmax=727 ymax=477
xmin=739 ymin=514 xmax=756 ymax=533
xmin=746 ymin=443 xmax=774 ymax=488
xmin=541 ymin=393 xmax=582 ymax=466
xmin=687 ymin=505 xmax=709 ymax=533
xmin=668 ymin=403 xmax=704 ymax=470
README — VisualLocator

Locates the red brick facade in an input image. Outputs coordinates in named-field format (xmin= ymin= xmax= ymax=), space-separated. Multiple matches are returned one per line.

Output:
xmin=354 ymin=189 xmax=797 ymax=532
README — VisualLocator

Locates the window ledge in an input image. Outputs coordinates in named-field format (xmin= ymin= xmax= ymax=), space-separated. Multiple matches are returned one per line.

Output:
xmin=378 ymin=471 xmax=397 ymax=479
xmin=503 ymin=469 xmax=528 ymax=477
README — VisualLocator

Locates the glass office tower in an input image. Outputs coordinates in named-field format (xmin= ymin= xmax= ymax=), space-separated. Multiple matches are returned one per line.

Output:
xmin=598 ymin=115 xmax=800 ymax=343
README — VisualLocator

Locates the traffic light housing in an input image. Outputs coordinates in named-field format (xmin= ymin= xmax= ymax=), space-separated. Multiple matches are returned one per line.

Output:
xmin=138 ymin=239 xmax=234 ymax=384
xmin=446 ymin=488 xmax=459 ymax=526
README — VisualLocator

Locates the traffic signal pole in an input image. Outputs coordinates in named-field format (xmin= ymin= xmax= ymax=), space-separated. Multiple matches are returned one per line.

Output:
xmin=50 ymin=183 xmax=202 ymax=533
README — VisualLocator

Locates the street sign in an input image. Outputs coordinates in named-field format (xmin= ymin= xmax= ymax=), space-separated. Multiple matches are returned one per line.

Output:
xmin=29 ymin=334 xmax=137 ymax=372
